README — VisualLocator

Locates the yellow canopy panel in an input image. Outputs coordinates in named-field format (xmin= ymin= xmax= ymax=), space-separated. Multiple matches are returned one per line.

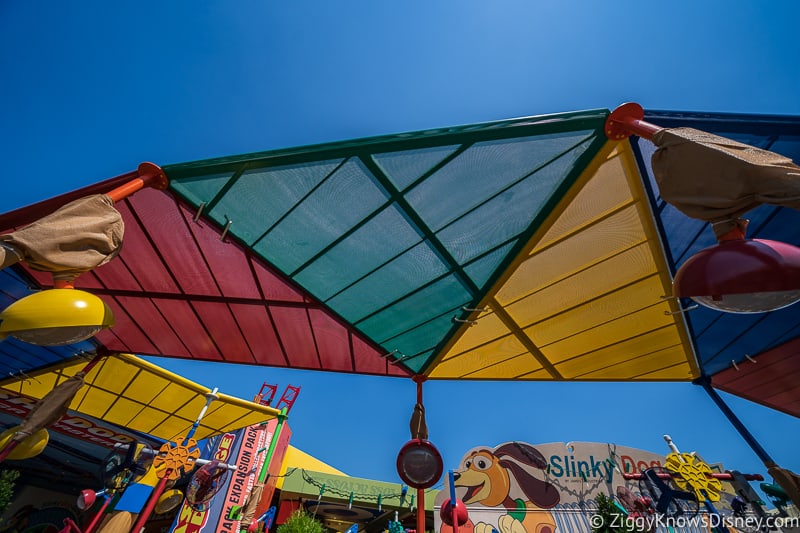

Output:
xmin=429 ymin=142 xmax=701 ymax=381
xmin=0 ymin=353 xmax=282 ymax=441
xmin=276 ymin=445 xmax=347 ymax=489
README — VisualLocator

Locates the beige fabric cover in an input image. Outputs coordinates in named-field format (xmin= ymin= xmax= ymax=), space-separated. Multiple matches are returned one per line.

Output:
xmin=240 ymin=482 xmax=264 ymax=526
xmin=14 ymin=372 xmax=86 ymax=441
xmin=652 ymin=128 xmax=800 ymax=238
xmin=768 ymin=465 xmax=800 ymax=509
xmin=0 ymin=194 xmax=123 ymax=281
xmin=409 ymin=402 xmax=428 ymax=440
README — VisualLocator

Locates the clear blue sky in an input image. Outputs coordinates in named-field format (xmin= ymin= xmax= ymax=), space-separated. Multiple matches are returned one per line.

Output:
xmin=2 ymin=0 xmax=800 ymax=497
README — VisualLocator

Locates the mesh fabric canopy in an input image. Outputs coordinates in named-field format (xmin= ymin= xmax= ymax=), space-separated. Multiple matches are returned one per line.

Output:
xmin=1 ymin=106 xmax=799 ymax=417
xmin=0 ymin=353 xmax=282 ymax=441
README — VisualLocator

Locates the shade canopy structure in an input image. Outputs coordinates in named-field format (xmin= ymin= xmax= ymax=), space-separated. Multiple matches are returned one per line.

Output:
xmin=0 ymin=352 xmax=282 ymax=442
xmin=1 ymin=106 xmax=799 ymax=419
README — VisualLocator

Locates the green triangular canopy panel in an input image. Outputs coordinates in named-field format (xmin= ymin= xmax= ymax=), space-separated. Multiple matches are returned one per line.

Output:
xmin=165 ymin=110 xmax=609 ymax=373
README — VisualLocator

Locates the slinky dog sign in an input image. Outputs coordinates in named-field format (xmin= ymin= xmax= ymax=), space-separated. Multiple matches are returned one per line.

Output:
xmin=434 ymin=441 xmax=675 ymax=533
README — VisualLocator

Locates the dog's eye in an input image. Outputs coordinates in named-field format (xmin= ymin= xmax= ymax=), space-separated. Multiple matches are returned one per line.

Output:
xmin=472 ymin=453 xmax=492 ymax=470
xmin=464 ymin=460 xmax=472 ymax=468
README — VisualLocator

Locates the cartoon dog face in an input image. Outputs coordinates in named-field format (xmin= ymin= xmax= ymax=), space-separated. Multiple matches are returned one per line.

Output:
xmin=456 ymin=449 xmax=512 ymax=506
xmin=454 ymin=442 xmax=559 ymax=509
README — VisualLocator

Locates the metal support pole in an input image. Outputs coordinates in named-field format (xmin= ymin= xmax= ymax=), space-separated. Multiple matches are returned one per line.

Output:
xmin=448 ymin=470 xmax=459 ymax=533
xmin=242 ymin=407 xmax=288 ymax=532
xmin=258 ymin=407 xmax=287 ymax=484
xmin=83 ymin=493 xmax=112 ymax=533
xmin=696 ymin=377 xmax=776 ymax=466
xmin=417 ymin=487 xmax=425 ymax=533
xmin=106 ymin=162 xmax=168 ymax=204
xmin=604 ymin=102 xmax=663 ymax=141
xmin=414 ymin=376 xmax=426 ymax=533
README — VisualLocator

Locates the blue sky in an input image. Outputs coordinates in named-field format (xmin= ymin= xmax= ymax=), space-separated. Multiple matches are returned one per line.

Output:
xmin=3 ymin=0 xmax=800 ymax=499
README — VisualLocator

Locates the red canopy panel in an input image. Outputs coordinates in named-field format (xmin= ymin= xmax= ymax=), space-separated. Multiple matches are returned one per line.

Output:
xmin=712 ymin=337 xmax=800 ymax=418
xmin=3 ymin=183 xmax=410 ymax=378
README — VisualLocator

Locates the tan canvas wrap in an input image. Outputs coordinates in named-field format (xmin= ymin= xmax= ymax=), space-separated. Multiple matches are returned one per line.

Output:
xmin=768 ymin=465 xmax=800 ymax=509
xmin=14 ymin=372 xmax=86 ymax=441
xmin=240 ymin=482 xmax=264 ymax=526
xmin=652 ymin=127 xmax=800 ymax=238
xmin=0 ymin=194 xmax=123 ymax=281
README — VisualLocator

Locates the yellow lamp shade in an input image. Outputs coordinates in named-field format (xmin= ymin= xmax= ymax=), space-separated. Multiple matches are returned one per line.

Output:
xmin=155 ymin=489 xmax=185 ymax=514
xmin=0 ymin=288 xmax=114 ymax=346
xmin=0 ymin=426 xmax=50 ymax=459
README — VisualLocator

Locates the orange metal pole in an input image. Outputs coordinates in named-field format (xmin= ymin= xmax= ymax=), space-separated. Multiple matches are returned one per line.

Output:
xmin=106 ymin=162 xmax=168 ymax=204
xmin=604 ymin=102 xmax=664 ymax=141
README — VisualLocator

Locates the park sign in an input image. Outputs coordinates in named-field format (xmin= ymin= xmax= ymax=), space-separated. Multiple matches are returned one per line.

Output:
xmin=0 ymin=387 xmax=145 ymax=448
xmin=433 ymin=441 xmax=740 ymax=533
xmin=170 ymin=419 xmax=286 ymax=533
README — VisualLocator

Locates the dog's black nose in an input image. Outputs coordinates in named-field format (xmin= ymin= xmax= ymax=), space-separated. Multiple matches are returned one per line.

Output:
xmin=453 ymin=472 xmax=460 ymax=481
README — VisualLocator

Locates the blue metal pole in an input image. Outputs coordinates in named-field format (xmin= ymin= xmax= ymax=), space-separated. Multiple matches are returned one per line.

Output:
xmin=696 ymin=377 xmax=776 ymax=466
xmin=449 ymin=470 xmax=459 ymax=533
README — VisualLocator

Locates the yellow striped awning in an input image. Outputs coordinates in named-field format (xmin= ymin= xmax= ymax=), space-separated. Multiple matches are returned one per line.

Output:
xmin=0 ymin=353 xmax=282 ymax=441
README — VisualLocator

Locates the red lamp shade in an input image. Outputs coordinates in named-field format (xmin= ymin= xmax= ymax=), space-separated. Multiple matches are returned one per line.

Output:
xmin=440 ymin=498 xmax=469 ymax=526
xmin=77 ymin=489 xmax=98 ymax=511
xmin=396 ymin=439 xmax=443 ymax=489
xmin=673 ymin=238 xmax=800 ymax=313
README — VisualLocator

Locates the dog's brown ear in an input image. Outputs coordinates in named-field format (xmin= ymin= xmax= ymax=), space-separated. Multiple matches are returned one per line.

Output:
xmin=494 ymin=442 xmax=547 ymax=469
xmin=499 ymin=460 xmax=561 ymax=509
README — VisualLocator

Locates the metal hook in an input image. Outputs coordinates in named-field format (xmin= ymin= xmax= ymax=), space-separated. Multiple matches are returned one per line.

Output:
xmin=462 ymin=306 xmax=489 ymax=313
xmin=220 ymin=218 xmax=232 ymax=241
xmin=193 ymin=201 xmax=207 ymax=222
xmin=732 ymin=360 xmax=739 ymax=371
xmin=452 ymin=317 xmax=478 ymax=326
xmin=9 ymin=370 xmax=41 ymax=385
xmin=744 ymin=354 xmax=757 ymax=364
xmin=0 ymin=242 xmax=22 ymax=262
xmin=74 ymin=349 xmax=96 ymax=361
xmin=664 ymin=304 xmax=699 ymax=315
xmin=381 ymin=349 xmax=399 ymax=359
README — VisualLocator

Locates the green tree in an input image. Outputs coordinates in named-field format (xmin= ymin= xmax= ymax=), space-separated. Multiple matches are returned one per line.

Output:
xmin=592 ymin=492 xmax=637 ymax=533
xmin=0 ymin=469 xmax=19 ymax=517
xmin=276 ymin=510 xmax=325 ymax=533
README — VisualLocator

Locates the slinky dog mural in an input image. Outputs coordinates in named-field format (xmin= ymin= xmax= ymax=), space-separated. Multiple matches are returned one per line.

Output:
xmin=434 ymin=441 xmax=675 ymax=533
